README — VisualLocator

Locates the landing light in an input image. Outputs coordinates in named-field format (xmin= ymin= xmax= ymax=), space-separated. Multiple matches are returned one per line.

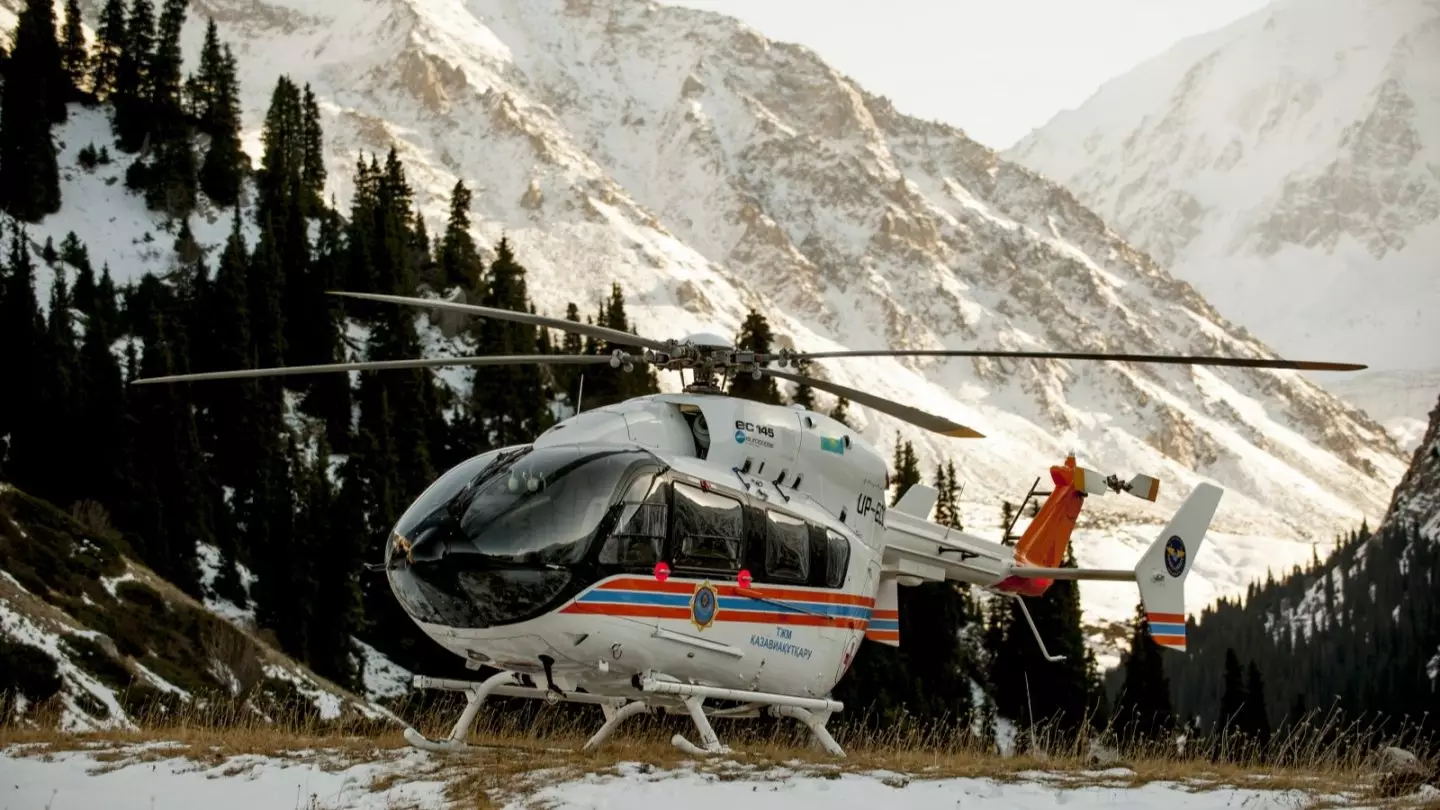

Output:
xmin=654 ymin=561 xmax=671 ymax=582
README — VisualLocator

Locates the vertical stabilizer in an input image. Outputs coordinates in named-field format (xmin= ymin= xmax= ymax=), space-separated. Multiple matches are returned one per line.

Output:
xmin=1134 ymin=483 xmax=1223 ymax=651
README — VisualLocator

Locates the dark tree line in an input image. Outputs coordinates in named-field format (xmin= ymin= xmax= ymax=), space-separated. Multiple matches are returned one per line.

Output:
xmin=0 ymin=1 xmax=662 ymax=690
xmin=1158 ymin=517 xmax=1440 ymax=751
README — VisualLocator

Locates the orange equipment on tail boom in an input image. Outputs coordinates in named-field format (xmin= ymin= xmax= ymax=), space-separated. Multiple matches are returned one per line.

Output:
xmin=992 ymin=455 xmax=1086 ymax=597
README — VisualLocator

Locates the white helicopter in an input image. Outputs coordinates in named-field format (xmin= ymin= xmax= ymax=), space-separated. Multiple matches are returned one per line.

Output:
xmin=133 ymin=290 xmax=1366 ymax=758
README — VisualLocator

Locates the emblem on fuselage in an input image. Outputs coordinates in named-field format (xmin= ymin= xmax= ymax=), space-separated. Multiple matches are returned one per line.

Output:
xmin=690 ymin=581 xmax=719 ymax=630
xmin=1164 ymin=535 xmax=1186 ymax=577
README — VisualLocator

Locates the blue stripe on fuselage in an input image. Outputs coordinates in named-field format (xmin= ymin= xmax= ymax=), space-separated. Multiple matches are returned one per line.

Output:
xmin=574 ymin=589 xmax=873 ymax=619
xmin=1149 ymin=622 xmax=1186 ymax=636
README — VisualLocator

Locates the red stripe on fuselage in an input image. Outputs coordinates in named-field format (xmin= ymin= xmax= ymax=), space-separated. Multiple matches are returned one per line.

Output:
xmin=1147 ymin=612 xmax=1185 ymax=624
xmin=559 ymin=602 xmax=869 ymax=630
xmin=595 ymin=576 xmax=875 ymax=606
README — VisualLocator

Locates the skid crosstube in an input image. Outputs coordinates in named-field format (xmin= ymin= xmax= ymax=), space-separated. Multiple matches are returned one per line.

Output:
xmin=400 ymin=672 xmax=847 ymax=757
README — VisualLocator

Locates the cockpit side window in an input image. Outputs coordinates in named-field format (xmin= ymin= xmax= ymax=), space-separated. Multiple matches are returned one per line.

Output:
xmin=764 ymin=511 xmax=809 ymax=584
xmin=597 ymin=471 xmax=667 ymax=569
xmin=824 ymin=530 xmax=850 ymax=588
xmin=670 ymin=481 xmax=743 ymax=573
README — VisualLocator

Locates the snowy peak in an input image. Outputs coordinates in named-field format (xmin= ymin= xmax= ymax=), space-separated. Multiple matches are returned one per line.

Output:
xmin=1007 ymin=0 xmax=1440 ymax=374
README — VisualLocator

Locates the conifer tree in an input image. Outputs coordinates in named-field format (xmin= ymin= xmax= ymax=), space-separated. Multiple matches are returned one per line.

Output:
xmin=889 ymin=436 xmax=920 ymax=506
xmin=0 ymin=227 xmax=49 ymax=487
xmin=202 ymin=211 xmax=259 ymax=489
xmin=247 ymin=423 xmax=299 ymax=653
xmin=464 ymin=236 xmax=547 ymax=449
xmin=300 ymin=84 xmax=326 ymax=214
xmin=198 ymin=44 xmax=244 ymax=206
xmin=1240 ymin=660 xmax=1271 ymax=752
xmin=1112 ymin=602 xmax=1174 ymax=748
xmin=28 ymin=0 xmax=67 ymax=123
xmin=439 ymin=180 xmax=483 ymax=291
xmin=140 ymin=0 xmax=195 ymax=216
xmin=128 ymin=305 xmax=211 ymax=597
xmin=932 ymin=462 xmax=950 ymax=526
xmin=789 ymin=358 xmax=816 ymax=411
xmin=74 ymin=272 xmax=129 ymax=512
xmin=256 ymin=75 xmax=303 ymax=227
xmin=297 ymin=208 xmax=354 ymax=453
xmin=185 ymin=19 xmax=221 ymax=125
xmin=940 ymin=460 xmax=963 ymax=529
xmin=304 ymin=433 xmax=363 ymax=687
xmin=29 ymin=268 xmax=82 ymax=503
xmin=830 ymin=396 xmax=851 ymax=427
xmin=91 ymin=0 xmax=127 ymax=99
xmin=60 ymin=0 xmax=88 ymax=100
xmin=1218 ymin=647 xmax=1246 ymax=736
xmin=728 ymin=309 xmax=782 ymax=404
xmin=112 ymin=0 xmax=155 ymax=150
xmin=0 ymin=0 xmax=64 ymax=221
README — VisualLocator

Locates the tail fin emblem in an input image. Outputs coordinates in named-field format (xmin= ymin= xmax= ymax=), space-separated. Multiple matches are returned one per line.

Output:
xmin=1164 ymin=536 xmax=1186 ymax=577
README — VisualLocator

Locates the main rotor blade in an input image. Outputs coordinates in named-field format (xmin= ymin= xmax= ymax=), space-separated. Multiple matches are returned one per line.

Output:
xmin=762 ymin=367 xmax=985 ymax=438
xmin=783 ymin=349 xmax=1366 ymax=372
xmin=329 ymin=291 xmax=674 ymax=354
xmin=129 ymin=354 xmax=628 ymax=385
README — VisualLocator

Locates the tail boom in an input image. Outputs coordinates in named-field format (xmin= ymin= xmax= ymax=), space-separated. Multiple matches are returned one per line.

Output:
xmin=997 ymin=481 xmax=1224 ymax=653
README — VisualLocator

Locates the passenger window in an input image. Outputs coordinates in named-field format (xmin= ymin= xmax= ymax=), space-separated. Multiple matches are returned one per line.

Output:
xmin=765 ymin=511 xmax=809 ymax=583
xmin=598 ymin=474 xmax=667 ymax=568
xmin=672 ymin=482 xmax=743 ymax=572
xmin=825 ymin=530 xmax=849 ymax=588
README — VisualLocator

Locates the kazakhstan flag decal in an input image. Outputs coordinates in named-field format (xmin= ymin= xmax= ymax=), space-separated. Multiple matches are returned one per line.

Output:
xmin=819 ymin=436 xmax=845 ymax=455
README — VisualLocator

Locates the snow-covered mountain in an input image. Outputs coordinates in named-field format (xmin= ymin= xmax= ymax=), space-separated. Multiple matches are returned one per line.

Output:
xmin=1006 ymin=0 xmax=1440 ymax=441
xmin=8 ymin=0 xmax=1415 ymax=641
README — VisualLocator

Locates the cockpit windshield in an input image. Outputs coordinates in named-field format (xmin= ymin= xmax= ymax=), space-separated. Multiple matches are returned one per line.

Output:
xmin=391 ymin=444 xmax=662 ymax=568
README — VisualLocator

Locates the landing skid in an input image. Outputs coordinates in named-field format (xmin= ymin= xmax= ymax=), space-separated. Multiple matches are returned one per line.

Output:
xmin=400 ymin=672 xmax=847 ymax=758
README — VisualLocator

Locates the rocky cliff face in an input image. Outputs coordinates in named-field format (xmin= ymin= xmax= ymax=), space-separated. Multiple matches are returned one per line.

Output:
xmin=10 ymin=0 xmax=1413 ymax=632
xmin=1380 ymin=392 xmax=1440 ymax=539
xmin=1007 ymin=0 xmax=1440 ymax=417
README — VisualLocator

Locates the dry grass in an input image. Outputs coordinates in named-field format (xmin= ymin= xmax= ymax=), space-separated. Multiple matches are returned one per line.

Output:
xmin=3 ymin=695 xmax=1437 ymax=808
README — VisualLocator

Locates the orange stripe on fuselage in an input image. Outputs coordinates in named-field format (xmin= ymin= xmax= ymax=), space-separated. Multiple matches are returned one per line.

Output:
xmin=1146 ymin=612 xmax=1185 ymax=624
xmin=560 ymin=601 xmax=869 ymax=629
xmin=595 ymin=576 xmax=875 ymax=606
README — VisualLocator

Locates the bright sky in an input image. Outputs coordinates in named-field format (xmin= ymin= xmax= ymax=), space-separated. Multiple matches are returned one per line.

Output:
xmin=660 ymin=0 xmax=1274 ymax=150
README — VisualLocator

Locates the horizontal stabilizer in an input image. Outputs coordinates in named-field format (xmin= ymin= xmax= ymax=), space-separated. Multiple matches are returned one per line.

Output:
xmin=893 ymin=484 xmax=938 ymax=518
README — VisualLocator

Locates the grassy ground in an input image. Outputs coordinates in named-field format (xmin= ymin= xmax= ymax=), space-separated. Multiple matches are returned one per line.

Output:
xmin=3 ymin=697 xmax=1437 ymax=809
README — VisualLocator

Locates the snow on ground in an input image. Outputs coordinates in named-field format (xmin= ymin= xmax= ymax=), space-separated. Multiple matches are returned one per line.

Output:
xmin=0 ymin=744 xmax=451 ymax=810
xmin=0 ymin=744 xmax=1392 ymax=810
xmin=526 ymin=763 xmax=1355 ymax=810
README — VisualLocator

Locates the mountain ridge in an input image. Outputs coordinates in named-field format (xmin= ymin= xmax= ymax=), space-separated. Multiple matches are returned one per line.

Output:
xmin=1006 ymin=0 xmax=1439 ymax=385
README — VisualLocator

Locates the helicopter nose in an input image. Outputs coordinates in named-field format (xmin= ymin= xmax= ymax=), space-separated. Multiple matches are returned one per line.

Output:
xmin=385 ymin=556 xmax=578 ymax=631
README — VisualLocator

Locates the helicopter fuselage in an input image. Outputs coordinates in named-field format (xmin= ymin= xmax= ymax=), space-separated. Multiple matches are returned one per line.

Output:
xmin=382 ymin=393 xmax=917 ymax=698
